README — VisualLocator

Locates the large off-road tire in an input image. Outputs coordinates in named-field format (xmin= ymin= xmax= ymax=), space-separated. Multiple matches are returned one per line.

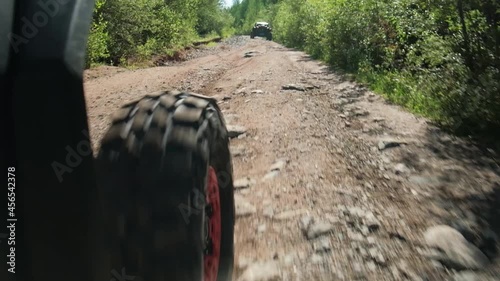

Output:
xmin=266 ymin=33 xmax=273 ymax=41
xmin=95 ymin=90 xmax=235 ymax=281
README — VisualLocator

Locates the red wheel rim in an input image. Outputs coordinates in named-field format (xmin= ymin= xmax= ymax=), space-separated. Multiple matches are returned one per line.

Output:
xmin=204 ymin=166 xmax=221 ymax=281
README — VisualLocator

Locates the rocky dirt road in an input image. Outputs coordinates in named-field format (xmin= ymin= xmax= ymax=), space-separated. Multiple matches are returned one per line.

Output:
xmin=84 ymin=36 xmax=500 ymax=281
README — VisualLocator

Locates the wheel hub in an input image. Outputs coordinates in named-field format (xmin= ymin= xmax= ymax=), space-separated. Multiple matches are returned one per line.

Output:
xmin=204 ymin=166 xmax=221 ymax=281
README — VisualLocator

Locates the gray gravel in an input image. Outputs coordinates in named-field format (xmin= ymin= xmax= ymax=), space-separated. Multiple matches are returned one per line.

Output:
xmin=184 ymin=36 xmax=251 ymax=61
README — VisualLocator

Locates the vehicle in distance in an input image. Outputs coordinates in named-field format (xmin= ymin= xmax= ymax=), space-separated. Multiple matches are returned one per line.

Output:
xmin=250 ymin=21 xmax=272 ymax=41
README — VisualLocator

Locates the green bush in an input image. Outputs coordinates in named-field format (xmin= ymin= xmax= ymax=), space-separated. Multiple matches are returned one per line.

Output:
xmin=85 ymin=0 xmax=109 ymax=67
xmin=85 ymin=0 xmax=234 ymax=67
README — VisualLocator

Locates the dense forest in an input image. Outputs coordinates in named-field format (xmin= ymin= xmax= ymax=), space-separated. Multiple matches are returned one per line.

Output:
xmin=85 ymin=0 xmax=234 ymax=67
xmin=86 ymin=0 xmax=499 ymax=135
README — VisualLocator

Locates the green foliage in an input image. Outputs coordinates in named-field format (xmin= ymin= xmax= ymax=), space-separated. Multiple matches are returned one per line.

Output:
xmin=273 ymin=0 xmax=308 ymax=47
xmin=85 ymin=0 xmax=109 ymax=67
xmin=85 ymin=0 xmax=234 ymax=66
xmin=100 ymin=0 xmax=195 ymax=64
xmin=196 ymin=0 xmax=235 ymax=37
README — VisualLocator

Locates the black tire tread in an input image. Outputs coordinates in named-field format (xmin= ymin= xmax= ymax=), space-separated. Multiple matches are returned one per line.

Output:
xmin=96 ymin=90 xmax=234 ymax=281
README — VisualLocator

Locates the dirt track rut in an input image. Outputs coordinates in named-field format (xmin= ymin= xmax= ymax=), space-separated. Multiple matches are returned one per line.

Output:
xmin=84 ymin=36 xmax=500 ymax=281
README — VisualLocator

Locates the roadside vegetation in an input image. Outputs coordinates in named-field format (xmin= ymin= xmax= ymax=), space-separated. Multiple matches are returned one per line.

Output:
xmin=230 ymin=0 xmax=500 ymax=136
xmin=85 ymin=0 xmax=234 ymax=68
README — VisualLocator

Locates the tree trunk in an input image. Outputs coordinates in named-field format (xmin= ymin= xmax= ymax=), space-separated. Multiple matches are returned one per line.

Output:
xmin=457 ymin=0 xmax=474 ymax=71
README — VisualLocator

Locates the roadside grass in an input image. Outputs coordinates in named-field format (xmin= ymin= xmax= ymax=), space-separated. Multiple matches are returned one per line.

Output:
xmin=204 ymin=42 xmax=219 ymax=48
xmin=357 ymin=70 xmax=443 ymax=122
xmin=90 ymin=34 xmax=228 ymax=70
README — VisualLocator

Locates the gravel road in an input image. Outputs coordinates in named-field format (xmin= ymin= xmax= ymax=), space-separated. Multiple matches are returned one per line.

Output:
xmin=84 ymin=36 xmax=500 ymax=281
